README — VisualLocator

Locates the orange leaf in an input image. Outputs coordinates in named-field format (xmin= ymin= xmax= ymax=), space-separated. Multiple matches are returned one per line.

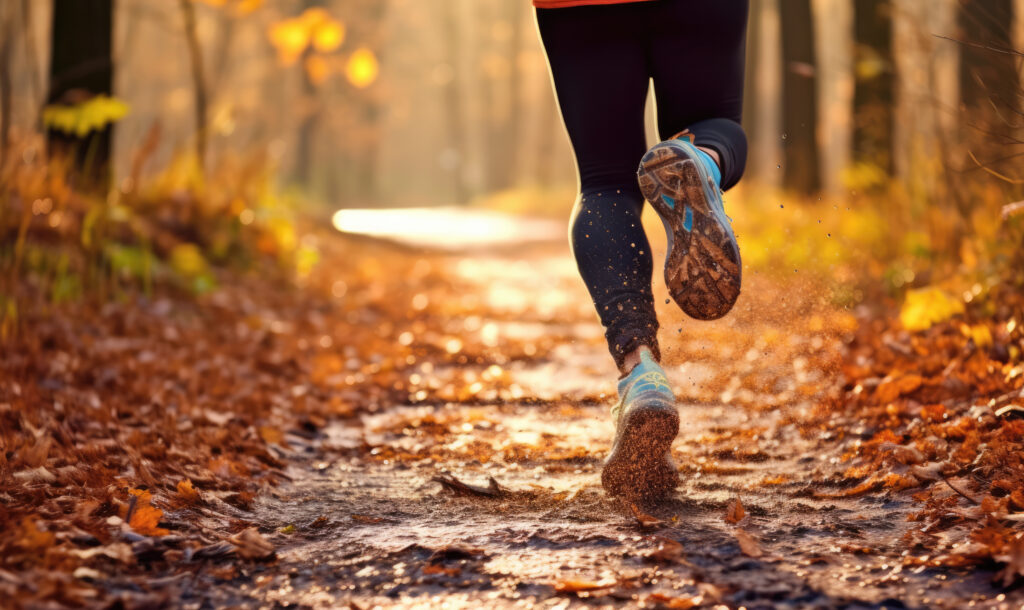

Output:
xmin=553 ymin=578 xmax=616 ymax=593
xmin=724 ymin=497 xmax=746 ymax=524
xmin=259 ymin=426 xmax=284 ymax=445
xmin=628 ymin=502 xmax=664 ymax=528
xmin=128 ymin=489 xmax=169 ymax=536
xmin=875 ymin=374 xmax=923 ymax=403
xmin=18 ymin=516 xmax=55 ymax=551
xmin=177 ymin=479 xmax=201 ymax=503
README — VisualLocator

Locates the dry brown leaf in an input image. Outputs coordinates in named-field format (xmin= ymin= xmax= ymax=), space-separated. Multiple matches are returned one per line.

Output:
xmin=875 ymin=374 xmax=923 ymax=403
xmin=351 ymin=514 xmax=387 ymax=524
xmin=68 ymin=543 xmax=134 ymax=563
xmin=432 ymin=473 xmax=505 ymax=498
xmin=627 ymin=502 xmax=664 ymax=528
xmin=552 ymin=578 xmax=616 ymax=593
xmin=228 ymin=527 xmax=275 ymax=560
xmin=646 ymin=592 xmax=702 ymax=609
xmin=645 ymin=536 xmax=684 ymax=563
xmin=735 ymin=529 xmax=763 ymax=558
xmin=724 ymin=497 xmax=746 ymax=524
xmin=422 ymin=563 xmax=461 ymax=576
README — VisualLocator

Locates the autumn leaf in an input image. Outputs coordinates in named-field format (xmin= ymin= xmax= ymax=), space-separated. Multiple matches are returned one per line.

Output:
xmin=724 ymin=497 xmax=746 ymax=524
xmin=996 ymin=535 xmax=1024 ymax=587
xmin=645 ymin=536 xmax=684 ymax=563
xmin=17 ymin=516 xmax=55 ymax=551
xmin=228 ymin=527 xmax=275 ymax=560
xmin=628 ymin=502 xmax=664 ymax=528
xmin=646 ymin=592 xmax=703 ymax=609
xmin=176 ymin=479 xmax=201 ymax=504
xmin=899 ymin=287 xmax=965 ymax=331
xmin=258 ymin=426 xmax=284 ymax=445
xmin=552 ymin=578 xmax=616 ymax=593
xmin=127 ymin=489 xmax=169 ymax=537
xmin=874 ymin=374 xmax=923 ymax=403
xmin=735 ymin=529 xmax=764 ymax=558
xmin=345 ymin=48 xmax=379 ymax=89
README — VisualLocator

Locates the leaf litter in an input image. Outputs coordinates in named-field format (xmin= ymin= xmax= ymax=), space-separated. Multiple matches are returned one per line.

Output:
xmin=2 ymin=231 xmax=1024 ymax=608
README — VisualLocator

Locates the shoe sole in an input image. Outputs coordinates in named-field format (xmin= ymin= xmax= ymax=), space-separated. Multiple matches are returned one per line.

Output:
xmin=637 ymin=142 xmax=741 ymax=320
xmin=601 ymin=396 xmax=680 ymax=502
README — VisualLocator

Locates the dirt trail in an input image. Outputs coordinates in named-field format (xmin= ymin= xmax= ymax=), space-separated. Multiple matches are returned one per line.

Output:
xmin=202 ymin=240 xmax=1011 ymax=609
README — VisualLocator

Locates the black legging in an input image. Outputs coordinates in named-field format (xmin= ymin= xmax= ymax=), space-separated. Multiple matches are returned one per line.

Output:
xmin=537 ymin=0 xmax=749 ymax=368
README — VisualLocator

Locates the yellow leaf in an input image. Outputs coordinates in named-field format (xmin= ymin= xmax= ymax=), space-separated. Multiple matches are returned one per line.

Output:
xmin=42 ymin=95 xmax=130 ymax=137
xmin=268 ymin=18 xmax=309 ymax=65
xmin=169 ymin=243 xmax=208 ymax=277
xmin=899 ymin=287 xmax=965 ymax=331
xmin=312 ymin=20 xmax=345 ymax=53
xmin=345 ymin=47 xmax=379 ymax=89
xmin=961 ymin=323 xmax=993 ymax=349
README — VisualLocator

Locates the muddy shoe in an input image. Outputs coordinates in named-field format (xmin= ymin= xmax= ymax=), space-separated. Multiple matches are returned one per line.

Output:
xmin=637 ymin=135 xmax=741 ymax=320
xmin=602 ymin=350 xmax=680 ymax=501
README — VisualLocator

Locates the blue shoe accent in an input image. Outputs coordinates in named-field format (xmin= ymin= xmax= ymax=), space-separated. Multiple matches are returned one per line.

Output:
xmin=683 ymin=205 xmax=693 ymax=232
xmin=661 ymin=194 xmax=675 ymax=210
xmin=688 ymin=143 xmax=722 ymax=188
xmin=613 ymin=350 xmax=674 ymax=421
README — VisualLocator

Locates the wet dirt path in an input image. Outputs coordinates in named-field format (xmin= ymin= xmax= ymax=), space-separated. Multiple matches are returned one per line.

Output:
xmin=204 ymin=240 xmax=1012 ymax=609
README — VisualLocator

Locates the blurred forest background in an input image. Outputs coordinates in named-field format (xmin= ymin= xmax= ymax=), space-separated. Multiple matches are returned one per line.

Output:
xmin=0 ymin=0 xmax=1023 ymax=305
xmin=0 ymin=0 xmax=1020 ymax=203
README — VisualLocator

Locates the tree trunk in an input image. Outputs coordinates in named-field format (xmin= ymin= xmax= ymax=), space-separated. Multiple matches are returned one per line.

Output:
xmin=852 ymin=0 xmax=895 ymax=175
xmin=442 ymin=2 xmax=470 ymax=203
xmin=295 ymin=0 xmax=321 ymax=189
xmin=500 ymin=2 xmax=526 ymax=190
xmin=0 ymin=3 xmax=13 ymax=170
xmin=958 ymin=0 xmax=1019 ymax=148
xmin=812 ymin=0 xmax=853 ymax=194
xmin=780 ymin=0 xmax=820 ymax=194
xmin=179 ymin=0 xmax=208 ymax=174
xmin=47 ymin=0 xmax=114 ymax=191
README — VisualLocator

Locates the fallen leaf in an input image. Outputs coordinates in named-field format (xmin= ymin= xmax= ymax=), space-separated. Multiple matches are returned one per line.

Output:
xmin=875 ymin=374 xmax=923 ymax=403
xmin=996 ymin=535 xmax=1024 ymax=587
xmin=351 ymin=514 xmax=386 ymax=524
xmin=735 ymin=529 xmax=763 ymax=558
xmin=17 ymin=516 xmax=55 ymax=551
xmin=645 ymin=536 xmax=684 ymax=563
xmin=127 ymin=489 xmax=169 ymax=537
xmin=228 ymin=527 xmax=274 ymax=560
xmin=69 ymin=543 xmax=134 ymax=563
xmin=552 ymin=578 xmax=616 ymax=593
xmin=724 ymin=497 xmax=746 ymax=524
xmin=423 ymin=563 xmax=461 ymax=576
xmin=259 ymin=426 xmax=284 ymax=445
xmin=176 ymin=479 xmax=200 ymax=504
xmin=432 ymin=473 xmax=505 ymax=498
xmin=646 ymin=592 xmax=702 ymax=609
xmin=628 ymin=503 xmax=664 ymax=528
